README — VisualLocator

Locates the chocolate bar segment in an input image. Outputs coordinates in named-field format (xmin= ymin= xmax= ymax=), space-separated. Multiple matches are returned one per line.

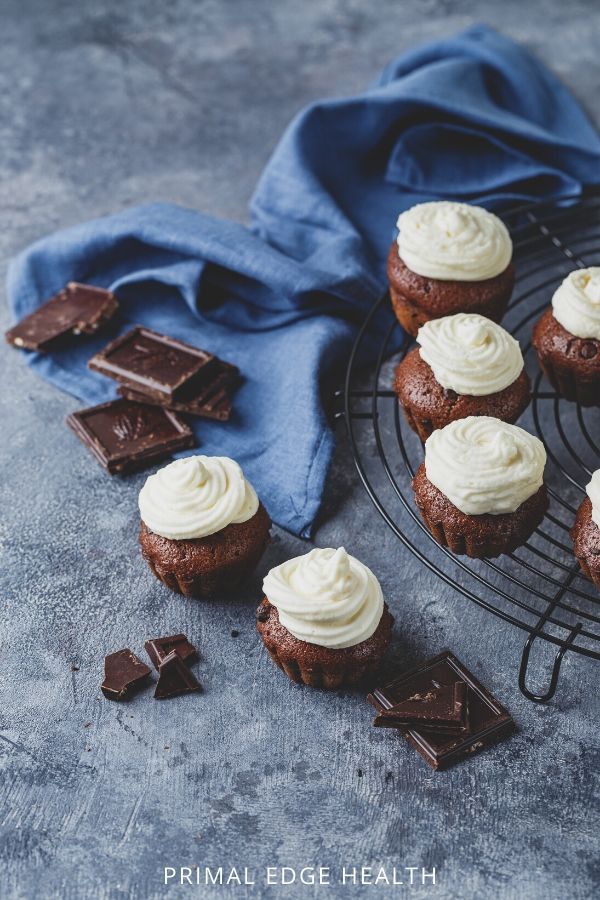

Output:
xmin=5 ymin=282 xmax=118 ymax=351
xmin=119 ymin=385 xmax=233 ymax=421
xmin=117 ymin=357 xmax=238 ymax=421
xmin=368 ymin=650 xmax=514 ymax=770
xmin=373 ymin=681 xmax=468 ymax=734
xmin=144 ymin=634 xmax=198 ymax=670
xmin=154 ymin=650 xmax=201 ymax=699
xmin=67 ymin=398 xmax=195 ymax=474
xmin=101 ymin=649 xmax=152 ymax=701
xmin=88 ymin=326 xmax=224 ymax=401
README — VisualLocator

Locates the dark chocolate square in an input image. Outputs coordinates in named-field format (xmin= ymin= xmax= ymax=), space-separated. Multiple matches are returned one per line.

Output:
xmin=118 ymin=385 xmax=233 ymax=421
xmin=5 ymin=282 xmax=118 ymax=352
xmin=66 ymin=398 xmax=195 ymax=474
xmin=368 ymin=650 xmax=514 ymax=770
xmin=88 ymin=326 xmax=218 ymax=400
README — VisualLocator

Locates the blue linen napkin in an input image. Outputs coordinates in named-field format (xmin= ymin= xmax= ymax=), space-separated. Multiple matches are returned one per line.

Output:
xmin=7 ymin=25 xmax=600 ymax=536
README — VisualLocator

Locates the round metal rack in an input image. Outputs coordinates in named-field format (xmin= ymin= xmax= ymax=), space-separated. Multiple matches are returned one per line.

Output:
xmin=340 ymin=191 xmax=600 ymax=703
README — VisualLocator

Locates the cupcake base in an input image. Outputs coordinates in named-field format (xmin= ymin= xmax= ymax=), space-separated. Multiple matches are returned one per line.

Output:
xmin=256 ymin=599 xmax=394 ymax=690
xmin=387 ymin=243 xmax=514 ymax=337
xmin=395 ymin=349 xmax=531 ymax=441
xmin=412 ymin=464 xmax=548 ymax=558
xmin=532 ymin=309 xmax=600 ymax=407
xmin=570 ymin=496 xmax=600 ymax=590
xmin=140 ymin=504 xmax=271 ymax=598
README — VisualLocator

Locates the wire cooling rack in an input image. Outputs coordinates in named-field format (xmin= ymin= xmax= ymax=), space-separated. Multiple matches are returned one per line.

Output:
xmin=339 ymin=190 xmax=600 ymax=703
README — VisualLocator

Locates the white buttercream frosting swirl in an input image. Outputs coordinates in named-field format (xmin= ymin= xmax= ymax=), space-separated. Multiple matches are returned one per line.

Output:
xmin=396 ymin=201 xmax=512 ymax=281
xmin=263 ymin=547 xmax=384 ymax=649
xmin=586 ymin=470 xmax=600 ymax=529
xmin=424 ymin=416 xmax=546 ymax=515
xmin=551 ymin=268 xmax=600 ymax=340
xmin=139 ymin=455 xmax=259 ymax=540
xmin=417 ymin=313 xmax=524 ymax=396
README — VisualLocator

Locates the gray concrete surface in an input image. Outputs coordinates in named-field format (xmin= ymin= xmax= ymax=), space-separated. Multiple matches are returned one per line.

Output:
xmin=1 ymin=2 xmax=599 ymax=898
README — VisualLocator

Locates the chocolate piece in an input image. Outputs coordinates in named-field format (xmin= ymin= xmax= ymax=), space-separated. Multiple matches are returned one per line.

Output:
xmin=101 ymin=649 xmax=151 ymax=701
xmin=117 ymin=357 xmax=238 ymax=421
xmin=88 ymin=326 xmax=236 ymax=405
xmin=144 ymin=634 xmax=198 ymax=670
xmin=368 ymin=650 xmax=514 ymax=770
xmin=6 ymin=282 xmax=118 ymax=351
xmin=67 ymin=398 xmax=195 ymax=474
xmin=154 ymin=650 xmax=201 ymax=699
xmin=373 ymin=681 xmax=468 ymax=734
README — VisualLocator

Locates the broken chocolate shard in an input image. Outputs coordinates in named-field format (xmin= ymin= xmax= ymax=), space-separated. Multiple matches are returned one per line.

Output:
xmin=144 ymin=634 xmax=198 ymax=670
xmin=154 ymin=650 xmax=201 ymax=699
xmin=67 ymin=398 xmax=195 ymax=474
xmin=88 ymin=326 xmax=233 ymax=402
xmin=101 ymin=649 xmax=152 ymax=701
xmin=368 ymin=650 xmax=514 ymax=770
xmin=373 ymin=681 xmax=468 ymax=734
xmin=5 ymin=282 xmax=118 ymax=352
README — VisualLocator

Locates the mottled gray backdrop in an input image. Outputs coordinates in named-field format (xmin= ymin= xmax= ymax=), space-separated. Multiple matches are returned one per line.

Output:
xmin=1 ymin=2 xmax=599 ymax=899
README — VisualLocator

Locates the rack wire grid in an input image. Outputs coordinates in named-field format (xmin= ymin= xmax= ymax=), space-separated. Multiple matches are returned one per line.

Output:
xmin=339 ymin=190 xmax=600 ymax=703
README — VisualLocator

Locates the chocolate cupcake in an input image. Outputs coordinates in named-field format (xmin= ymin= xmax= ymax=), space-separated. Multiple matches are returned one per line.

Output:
xmin=388 ymin=201 xmax=515 ymax=336
xmin=395 ymin=313 xmax=530 ymax=440
xmin=571 ymin=470 xmax=600 ymax=590
xmin=257 ymin=547 xmax=393 ymax=689
xmin=413 ymin=416 xmax=548 ymax=558
xmin=139 ymin=455 xmax=271 ymax=597
xmin=532 ymin=268 xmax=600 ymax=406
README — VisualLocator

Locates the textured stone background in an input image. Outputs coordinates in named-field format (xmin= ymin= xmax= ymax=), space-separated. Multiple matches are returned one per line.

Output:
xmin=1 ymin=2 xmax=599 ymax=898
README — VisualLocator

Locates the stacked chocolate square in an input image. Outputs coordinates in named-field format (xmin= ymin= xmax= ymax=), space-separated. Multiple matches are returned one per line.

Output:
xmin=368 ymin=651 xmax=514 ymax=770
xmin=88 ymin=326 xmax=239 ymax=423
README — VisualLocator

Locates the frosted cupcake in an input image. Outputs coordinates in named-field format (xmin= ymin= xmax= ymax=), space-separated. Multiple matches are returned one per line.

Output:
xmin=139 ymin=455 xmax=271 ymax=597
xmin=571 ymin=470 xmax=600 ymax=590
xmin=388 ymin=201 xmax=514 ymax=336
xmin=257 ymin=547 xmax=393 ymax=689
xmin=413 ymin=416 xmax=548 ymax=558
xmin=532 ymin=268 xmax=600 ymax=406
xmin=395 ymin=313 xmax=530 ymax=440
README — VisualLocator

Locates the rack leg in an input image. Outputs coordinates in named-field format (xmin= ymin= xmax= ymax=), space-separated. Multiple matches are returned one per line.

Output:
xmin=518 ymin=622 xmax=582 ymax=703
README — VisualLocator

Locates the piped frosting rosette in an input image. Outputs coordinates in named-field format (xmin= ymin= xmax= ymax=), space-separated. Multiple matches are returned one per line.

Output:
xmin=139 ymin=455 xmax=258 ymax=540
xmin=586 ymin=470 xmax=600 ymax=528
xmin=417 ymin=313 xmax=524 ymax=396
xmin=552 ymin=267 xmax=600 ymax=340
xmin=397 ymin=201 xmax=512 ymax=281
xmin=263 ymin=547 xmax=384 ymax=649
xmin=425 ymin=416 xmax=546 ymax=516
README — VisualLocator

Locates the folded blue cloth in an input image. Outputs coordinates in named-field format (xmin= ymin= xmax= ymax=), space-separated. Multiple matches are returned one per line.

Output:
xmin=7 ymin=25 xmax=600 ymax=536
